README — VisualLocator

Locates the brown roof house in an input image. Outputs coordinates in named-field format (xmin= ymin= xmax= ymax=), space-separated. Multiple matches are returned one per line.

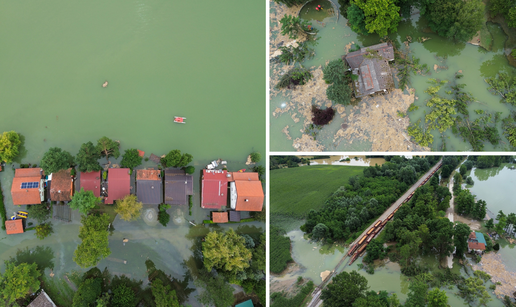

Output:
xmin=164 ymin=168 xmax=193 ymax=205
xmin=229 ymin=172 xmax=264 ymax=212
xmin=344 ymin=42 xmax=395 ymax=98
xmin=105 ymin=168 xmax=131 ymax=205
xmin=49 ymin=169 xmax=73 ymax=202
xmin=28 ymin=289 xmax=56 ymax=307
xmin=5 ymin=219 xmax=24 ymax=235
xmin=11 ymin=168 xmax=44 ymax=205
xmin=136 ymin=169 xmax=162 ymax=205
xmin=212 ymin=212 xmax=228 ymax=223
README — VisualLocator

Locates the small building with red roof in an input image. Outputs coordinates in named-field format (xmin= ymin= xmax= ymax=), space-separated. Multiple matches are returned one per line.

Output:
xmin=80 ymin=171 xmax=101 ymax=198
xmin=11 ymin=168 xmax=44 ymax=205
xmin=5 ymin=219 xmax=24 ymax=235
xmin=212 ymin=212 xmax=228 ymax=223
xmin=201 ymin=169 xmax=229 ymax=209
xmin=105 ymin=168 xmax=131 ymax=204
xmin=468 ymin=231 xmax=486 ymax=254
xmin=136 ymin=169 xmax=162 ymax=204
xmin=50 ymin=169 xmax=73 ymax=202
xmin=229 ymin=172 xmax=264 ymax=212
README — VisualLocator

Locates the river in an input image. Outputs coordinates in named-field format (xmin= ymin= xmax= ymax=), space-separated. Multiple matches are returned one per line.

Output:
xmin=270 ymin=0 xmax=516 ymax=151
xmin=0 ymin=1 xmax=265 ymax=305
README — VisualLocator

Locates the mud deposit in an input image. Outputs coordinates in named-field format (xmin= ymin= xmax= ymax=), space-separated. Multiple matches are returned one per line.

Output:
xmin=472 ymin=252 xmax=516 ymax=299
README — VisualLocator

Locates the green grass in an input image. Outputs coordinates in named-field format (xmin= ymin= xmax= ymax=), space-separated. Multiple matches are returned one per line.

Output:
xmin=270 ymin=166 xmax=365 ymax=217
xmin=271 ymin=280 xmax=314 ymax=307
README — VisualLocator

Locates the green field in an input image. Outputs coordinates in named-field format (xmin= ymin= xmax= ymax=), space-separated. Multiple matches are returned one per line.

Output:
xmin=270 ymin=166 xmax=365 ymax=217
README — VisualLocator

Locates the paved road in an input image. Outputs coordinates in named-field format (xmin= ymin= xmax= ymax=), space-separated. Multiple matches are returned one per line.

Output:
xmin=349 ymin=159 xmax=443 ymax=247
xmin=446 ymin=173 xmax=455 ymax=268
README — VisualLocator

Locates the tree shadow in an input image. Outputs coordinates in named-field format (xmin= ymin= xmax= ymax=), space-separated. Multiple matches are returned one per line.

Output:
xmin=6 ymin=245 xmax=55 ymax=272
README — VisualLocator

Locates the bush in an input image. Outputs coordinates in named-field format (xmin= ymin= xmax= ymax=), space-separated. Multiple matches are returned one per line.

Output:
xmin=250 ymin=152 xmax=261 ymax=163
xmin=120 ymin=149 xmax=142 ymax=169
xmin=276 ymin=67 xmax=313 ymax=89
xmin=158 ymin=205 xmax=170 ymax=227
xmin=102 ymin=171 xmax=107 ymax=180
xmin=312 ymin=106 xmax=335 ymax=126
xmin=184 ymin=165 xmax=195 ymax=174
xmin=188 ymin=195 xmax=193 ymax=216
xmin=493 ymin=243 xmax=500 ymax=251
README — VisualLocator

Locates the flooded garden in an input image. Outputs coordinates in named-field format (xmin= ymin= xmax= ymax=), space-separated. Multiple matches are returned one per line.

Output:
xmin=270 ymin=0 xmax=516 ymax=151
xmin=0 ymin=0 xmax=265 ymax=306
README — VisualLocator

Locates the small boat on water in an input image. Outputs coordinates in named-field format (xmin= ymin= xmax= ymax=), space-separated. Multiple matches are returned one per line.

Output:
xmin=238 ymin=169 xmax=246 ymax=173
xmin=174 ymin=116 xmax=186 ymax=124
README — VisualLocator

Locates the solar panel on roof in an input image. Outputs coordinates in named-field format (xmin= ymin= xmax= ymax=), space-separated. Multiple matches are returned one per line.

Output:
xmin=21 ymin=182 xmax=39 ymax=189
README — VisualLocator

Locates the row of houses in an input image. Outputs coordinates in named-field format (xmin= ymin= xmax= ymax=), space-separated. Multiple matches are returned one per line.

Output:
xmin=9 ymin=167 xmax=194 ymax=206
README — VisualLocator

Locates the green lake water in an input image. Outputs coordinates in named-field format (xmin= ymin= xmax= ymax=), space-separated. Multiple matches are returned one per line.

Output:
xmin=270 ymin=1 xmax=516 ymax=151
xmin=0 ymin=0 xmax=265 ymax=305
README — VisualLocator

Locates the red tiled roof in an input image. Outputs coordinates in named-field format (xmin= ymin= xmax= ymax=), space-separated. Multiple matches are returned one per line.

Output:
xmin=50 ymin=169 xmax=73 ymax=202
xmin=11 ymin=168 xmax=42 ymax=205
xmin=230 ymin=172 xmax=260 ymax=182
xmin=136 ymin=169 xmax=160 ymax=181
xmin=106 ymin=168 xmax=131 ymax=204
xmin=201 ymin=170 xmax=228 ymax=209
xmin=212 ymin=212 xmax=228 ymax=223
xmin=234 ymin=180 xmax=264 ymax=212
xmin=5 ymin=219 xmax=24 ymax=235
xmin=469 ymin=232 xmax=477 ymax=240
xmin=138 ymin=150 xmax=145 ymax=157
xmin=80 ymin=171 xmax=101 ymax=198
xmin=468 ymin=242 xmax=485 ymax=250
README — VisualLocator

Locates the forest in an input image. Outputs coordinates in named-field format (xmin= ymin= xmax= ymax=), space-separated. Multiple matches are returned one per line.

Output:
xmin=301 ymin=156 xmax=441 ymax=243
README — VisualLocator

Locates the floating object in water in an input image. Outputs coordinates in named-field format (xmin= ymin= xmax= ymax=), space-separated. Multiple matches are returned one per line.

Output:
xmin=174 ymin=116 xmax=186 ymax=124
xmin=102 ymin=81 xmax=108 ymax=88
xmin=281 ymin=102 xmax=287 ymax=108
xmin=238 ymin=169 xmax=246 ymax=172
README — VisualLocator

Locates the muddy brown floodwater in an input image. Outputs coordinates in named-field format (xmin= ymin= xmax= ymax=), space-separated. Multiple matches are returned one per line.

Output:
xmin=473 ymin=252 xmax=516 ymax=299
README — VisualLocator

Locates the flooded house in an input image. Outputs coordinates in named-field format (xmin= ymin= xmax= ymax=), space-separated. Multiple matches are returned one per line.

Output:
xmin=27 ymin=289 xmax=56 ymax=307
xmin=5 ymin=219 xmax=24 ymax=235
xmin=201 ymin=169 xmax=229 ymax=209
xmin=136 ymin=169 xmax=162 ymax=205
xmin=11 ymin=168 xmax=44 ymax=205
xmin=344 ymin=42 xmax=395 ymax=98
xmin=79 ymin=171 xmax=101 ymax=197
xmin=164 ymin=168 xmax=193 ymax=205
xmin=49 ymin=169 xmax=73 ymax=202
xmin=229 ymin=172 xmax=264 ymax=212
xmin=105 ymin=168 xmax=131 ymax=204
xmin=212 ymin=211 xmax=229 ymax=224
xmin=468 ymin=231 xmax=486 ymax=254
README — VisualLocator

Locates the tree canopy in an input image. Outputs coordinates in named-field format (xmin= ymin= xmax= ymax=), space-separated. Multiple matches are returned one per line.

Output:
xmin=454 ymin=222 xmax=472 ymax=258
xmin=73 ymin=213 xmax=111 ymax=268
xmin=353 ymin=0 xmax=400 ymax=37
xmin=26 ymin=204 xmax=51 ymax=223
xmin=96 ymin=136 xmax=120 ymax=162
xmin=195 ymin=269 xmax=235 ymax=307
xmin=40 ymin=147 xmax=74 ymax=174
xmin=115 ymin=194 xmax=142 ymax=221
xmin=202 ymin=228 xmax=252 ymax=274
xmin=323 ymin=59 xmax=352 ymax=105
xmin=0 ymin=130 xmax=21 ymax=163
xmin=161 ymin=150 xmax=193 ymax=168
xmin=70 ymin=188 xmax=101 ymax=215
xmin=151 ymin=279 xmax=180 ymax=307
xmin=280 ymin=15 xmax=316 ymax=39
xmin=75 ymin=141 xmax=102 ymax=173
xmin=0 ymin=262 xmax=41 ymax=304
xmin=35 ymin=222 xmax=54 ymax=240
xmin=120 ymin=148 xmax=143 ymax=169
xmin=320 ymin=270 xmax=369 ymax=306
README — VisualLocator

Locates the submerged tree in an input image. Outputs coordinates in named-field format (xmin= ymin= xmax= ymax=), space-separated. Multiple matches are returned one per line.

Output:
xmin=0 ymin=130 xmax=21 ymax=163
xmin=161 ymin=150 xmax=193 ymax=168
xmin=73 ymin=213 xmax=111 ymax=268
xmin=40 ymin=147 xmax=74 ymax=174
xmin=323 ymin=59 xmax=352 ymax=105
xmin=70 ymin=188 xmax=102 ymax=215
xmin=0 ymin=262 xmax=41 ymax=304
xmin=275 ymin=67 xmax=313 ymax=89
xmin=202 ymin=228 xmax=252 ymax=274
xmin=280 ymin=15 xmax=317 ymax=40
xmin=35 ymin=222 xmax=54 ymax=240
xmin=96 ymin=136 xmax=120 ymax=162
xmin=120 ymin=148 xmax=143 ymax=169
xmin=354 ymin=0 xmax=401 ymax=37
xmin=312 ymin=106 xmax=335 ymax=126
xmin=75 ymin=141 xmax=102 ymax=173
xmin=115 ymin=194 xmax=142 ymax=221
xmin=321 ymin=270 xmax=369 ymax=306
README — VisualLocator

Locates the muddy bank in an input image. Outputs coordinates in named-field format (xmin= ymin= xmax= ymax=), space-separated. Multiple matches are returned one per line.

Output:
xmin=270 ymin=262 xmax=307 ymax=296
xmin=472 ymin=252 xmax=516 ymax=299
xmin=332 ymin=89 xmax=430 ymax=152
xmin=454 ymin=215 xmax=482 ymax=230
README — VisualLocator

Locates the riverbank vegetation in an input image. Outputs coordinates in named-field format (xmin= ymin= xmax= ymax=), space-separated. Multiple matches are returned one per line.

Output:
xmin=270 ymin=225 xmax=293 ymax=274
xmin=270 ymin=280 xmax=314 ymax=307
xmin=301 ymin=156 xmax=440 ymax=243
